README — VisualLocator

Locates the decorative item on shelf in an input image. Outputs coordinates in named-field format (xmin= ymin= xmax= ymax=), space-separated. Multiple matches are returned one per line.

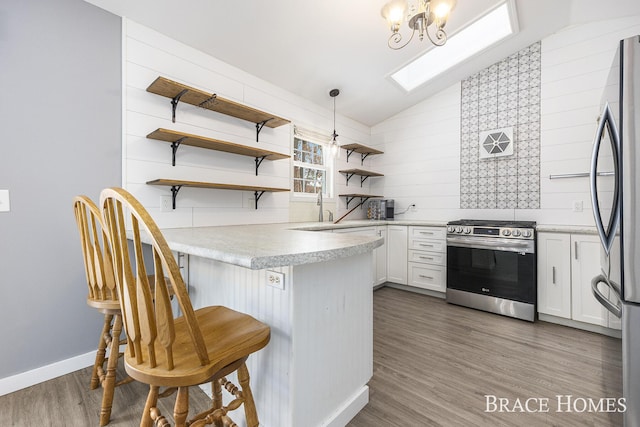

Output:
xmin=329 ymin=89 xmax=340 ymax=157
xmin=381 ymin=0 xmax=456 ymax=50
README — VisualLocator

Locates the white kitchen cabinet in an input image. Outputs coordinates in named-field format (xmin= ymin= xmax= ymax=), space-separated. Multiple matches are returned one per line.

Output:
xmin=537 ymin=233 xmax=572 ymax=319
xmin=375 ymin=226 xmax=387 ymax=286
xmin=571 ymin=235 xmax=609 ymax=326
xmin=407 ymin=226 xmax=446 ymax=292
xmin=537 ymin=232 xmax=621 ymax=330
xmin=386 ymin=225 xmax=408 ymax=285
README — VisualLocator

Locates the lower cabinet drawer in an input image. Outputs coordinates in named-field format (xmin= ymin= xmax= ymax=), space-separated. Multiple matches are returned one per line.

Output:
xmin=408 ymin=263 xmax=446 ymax=292
xmin=408 ymin=249 xmax=445 ymax=266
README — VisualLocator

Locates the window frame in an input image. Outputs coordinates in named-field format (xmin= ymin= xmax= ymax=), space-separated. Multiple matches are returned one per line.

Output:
xmin=291 ymin=129 xmax=334 ymax=200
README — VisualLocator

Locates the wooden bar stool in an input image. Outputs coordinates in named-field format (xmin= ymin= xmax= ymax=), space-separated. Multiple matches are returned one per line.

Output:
xmin=100 ymin=187 xmax=270 ymax=427
xmin=73 ymin=196 xmax=133 ymax=426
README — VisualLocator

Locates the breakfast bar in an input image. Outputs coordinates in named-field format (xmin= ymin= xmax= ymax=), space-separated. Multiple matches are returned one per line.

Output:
xmin=140 ymin=223 xmax=383 ymax=427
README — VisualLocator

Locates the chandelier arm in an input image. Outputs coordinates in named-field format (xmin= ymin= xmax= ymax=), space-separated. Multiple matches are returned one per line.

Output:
xmin=424 ymin=25 xmax=447 ymax=46
xmin=388 ymin=27 xmax=417 ymax=50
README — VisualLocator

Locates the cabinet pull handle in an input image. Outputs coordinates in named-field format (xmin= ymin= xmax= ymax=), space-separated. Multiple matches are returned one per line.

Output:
xmin=552 ymin=266 xmax=556 ymax=284
xmin=419 ymin=243 xmax=434 ymax=247
xmin=575 ymin=242 xmax=578 ymax=260
xmin=419 ymin=256 xmax=433 ymax=260
xmin=419 ymin=231 xmax=434 ymax=235
xmin=419 ymin=274 xmax=433 ymax=280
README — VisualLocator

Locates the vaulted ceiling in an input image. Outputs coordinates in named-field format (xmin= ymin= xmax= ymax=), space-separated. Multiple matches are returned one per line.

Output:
xmin=85 ymin=0 xmax=640 ymax=126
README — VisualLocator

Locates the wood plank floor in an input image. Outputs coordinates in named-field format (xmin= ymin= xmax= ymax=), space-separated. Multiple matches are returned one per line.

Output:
xmin=348 ymin=287 xmax=623 ymax=427
xmin=0 ymin=287 xmax=622 ymax=426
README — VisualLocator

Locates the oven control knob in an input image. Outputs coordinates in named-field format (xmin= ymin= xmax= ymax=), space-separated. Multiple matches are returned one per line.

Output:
xmin=447 ymin=226 xmax=455 ymax=233
xmin=456 ymin=226 xmax=463 ymax=233
xmin=463 ymin=227 xmax=471 ymax=234
xmin=502 ymin=229 xmax=511 ymax=236
xmin=522 ymin=230 xmax=532 ymax=238
xmin=512 ymin=229 xmax=521 ymax=237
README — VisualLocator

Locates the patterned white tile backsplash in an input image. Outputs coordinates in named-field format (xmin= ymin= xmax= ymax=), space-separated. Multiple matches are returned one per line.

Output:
xmin=460 ymin=41 xmax=541 ymax=209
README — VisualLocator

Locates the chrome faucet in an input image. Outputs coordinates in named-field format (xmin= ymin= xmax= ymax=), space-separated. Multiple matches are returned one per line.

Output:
xmin=325 ymin=210 xmax=333 ymax=222
xmin=317 ymin=190 xmax=323 ymax=222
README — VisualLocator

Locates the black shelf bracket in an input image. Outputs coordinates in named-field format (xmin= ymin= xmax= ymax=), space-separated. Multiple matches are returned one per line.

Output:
xmin=255 ymin=119 xmax=272 ymax=142
xmin=171 ymin=137 xmax=187 ymax=166
xmin=346 ymin=148 xmax=355 ymax=163
xmin=171 ymin=89 xmax=189 ymax=123
xmin=345 ymin=195 xmax=371 ymax=209
xmin=198 ymin=94 xmax=218 ymax=109
xmin=254 ymin=190 xmax=265 ymax=209
xmin=170 ymin=185 xmax=183 ymax=209
xmin=360 ymin=175 xmax=370 ymax=187
xmin=255 ymin=155 xmax=267 ymax=176
xmin=344 ymin=172 xmax=355 ymax=186
xmin=360 ymin=153 xmax=371 ymax=165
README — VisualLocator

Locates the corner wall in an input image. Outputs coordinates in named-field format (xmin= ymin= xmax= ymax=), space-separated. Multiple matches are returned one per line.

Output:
xmin=0 ymin=0 xmax=121 ymax=381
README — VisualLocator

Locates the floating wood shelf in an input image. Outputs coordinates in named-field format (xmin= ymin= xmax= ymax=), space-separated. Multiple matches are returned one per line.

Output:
xmin=340 ymin=143 xmax=384 ymax=165
xmin=338 ymin=168 xmax=384 ymax=187
xmin=339 ymin=193 xmax=383 ymax=209
xmin=146 ymin=76 xmax=290 ymax=141
xmin=147 ymin=128 xmax=290 ymax=173
xmin=147 ymin=179 xmax=290 ymax=210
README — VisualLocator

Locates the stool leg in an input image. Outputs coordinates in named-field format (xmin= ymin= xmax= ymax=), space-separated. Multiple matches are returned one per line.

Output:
xmin=237 ymin=363 xmax=259 ymax=427
xmin=174 ymin=386 xmax=189 ymax=427
xmin=99 ymin=313 xmax=122 ymax=426
xmin=141 ymin=386 xmax=159 ymax=427
xmin=211 ymin=379 xmax=223 ymax=427
xmin=91 ymin=314 xmax=113 ymax=390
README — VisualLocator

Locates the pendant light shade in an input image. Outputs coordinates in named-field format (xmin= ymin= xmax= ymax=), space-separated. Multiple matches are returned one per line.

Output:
xmin=330 ymin=88 xmax=340 ymax=157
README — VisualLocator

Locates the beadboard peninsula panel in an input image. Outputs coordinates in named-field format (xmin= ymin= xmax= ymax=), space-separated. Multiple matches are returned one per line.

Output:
xmin=185 ymin=252 xmax=372 ymax=427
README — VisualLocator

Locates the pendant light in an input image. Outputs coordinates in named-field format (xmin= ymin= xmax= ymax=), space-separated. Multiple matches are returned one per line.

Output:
xmin=330 ymin=88 xmax=340 ymax=157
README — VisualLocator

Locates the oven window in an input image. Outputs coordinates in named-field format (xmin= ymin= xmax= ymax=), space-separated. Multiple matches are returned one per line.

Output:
xmin=447 ymin=246 xmax=536 ymax=303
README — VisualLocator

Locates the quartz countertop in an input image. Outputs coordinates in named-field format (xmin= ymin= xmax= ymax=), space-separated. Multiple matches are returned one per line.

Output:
xmin=535 ymin=224 xmax=598 ymax=234
xmin=147 ymin=222 xmax=384 ymax=270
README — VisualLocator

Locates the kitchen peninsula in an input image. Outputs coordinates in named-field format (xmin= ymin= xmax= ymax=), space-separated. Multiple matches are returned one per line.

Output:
xmin=141 ymin=223 xmax=383 ymax=427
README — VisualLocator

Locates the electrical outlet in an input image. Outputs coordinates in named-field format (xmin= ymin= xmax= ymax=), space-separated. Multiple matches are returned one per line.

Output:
xmin=572 ymin=200 xmax=583 ymax=212
xmin=0 ymin=190 xmax=10 ymax=212
xmin=266 ymin=270 xmax=285 ymax=290
xmin=160 ymin=195 xmax=172 ymax=212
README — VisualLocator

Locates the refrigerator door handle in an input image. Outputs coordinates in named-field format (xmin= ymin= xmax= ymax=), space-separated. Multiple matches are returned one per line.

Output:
xmin=589 ymin=103 xmax=621 ymax=255
xmin=591 ymin=274 xmax=622 ymax=318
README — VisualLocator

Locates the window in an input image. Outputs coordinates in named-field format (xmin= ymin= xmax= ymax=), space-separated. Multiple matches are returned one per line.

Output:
xmin=292 ymin=132 xmax=333 ymax=197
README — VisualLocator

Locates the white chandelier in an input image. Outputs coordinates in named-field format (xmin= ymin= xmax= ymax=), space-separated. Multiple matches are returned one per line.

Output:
xmin=381 ymin=0 xmax=457 ymax=50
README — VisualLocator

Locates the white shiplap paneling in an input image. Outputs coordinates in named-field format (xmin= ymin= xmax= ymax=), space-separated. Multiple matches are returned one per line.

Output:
xmin=123 ymin=19 xmax=371 ymax=228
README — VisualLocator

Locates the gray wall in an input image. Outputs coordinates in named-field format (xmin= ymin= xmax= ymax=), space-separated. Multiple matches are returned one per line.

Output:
xmin=0 ymin=0 xmax=121 ymax=378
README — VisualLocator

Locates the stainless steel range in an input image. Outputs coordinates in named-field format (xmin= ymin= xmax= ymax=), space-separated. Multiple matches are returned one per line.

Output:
xmin=446 ymin=219 xmax=537 ymax=322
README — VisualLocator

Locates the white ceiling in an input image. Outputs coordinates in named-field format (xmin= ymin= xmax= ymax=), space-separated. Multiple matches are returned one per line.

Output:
xmin=84 ymin=0 xmax=640 ymax=127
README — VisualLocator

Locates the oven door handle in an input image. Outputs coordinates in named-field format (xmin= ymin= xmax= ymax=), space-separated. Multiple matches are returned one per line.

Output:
xmin=447 ymin=236 xmax=535 ymax=253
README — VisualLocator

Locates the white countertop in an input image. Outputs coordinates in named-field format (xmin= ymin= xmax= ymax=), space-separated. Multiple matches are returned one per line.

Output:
xmin=151 ymin=222 xmax=384 ymax=270
xmin=144 ymin=220 xmax=598 ymax=270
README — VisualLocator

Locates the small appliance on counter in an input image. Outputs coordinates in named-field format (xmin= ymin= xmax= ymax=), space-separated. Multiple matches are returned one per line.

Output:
xmin=367 ymin=199 xmax=394 ymax=220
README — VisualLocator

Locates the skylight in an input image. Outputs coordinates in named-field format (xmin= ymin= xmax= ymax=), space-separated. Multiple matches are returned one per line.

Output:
xmin=390 ymin=1 xmax=517 ymax=92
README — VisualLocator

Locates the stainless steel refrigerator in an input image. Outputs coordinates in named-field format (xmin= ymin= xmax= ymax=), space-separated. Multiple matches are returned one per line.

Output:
xmin=590 ymin=35 xmax=640 ymax=426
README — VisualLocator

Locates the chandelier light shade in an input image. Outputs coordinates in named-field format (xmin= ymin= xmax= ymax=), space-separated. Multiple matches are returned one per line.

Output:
xmin=329 ymin=88 xmax=340 ymax=157
xmin=381 ymin=0 xmax=457 ymax=50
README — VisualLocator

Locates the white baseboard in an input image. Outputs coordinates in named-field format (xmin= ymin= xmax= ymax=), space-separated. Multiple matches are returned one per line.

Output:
xmin=0 ymin=351 xmax=95 ymax=397
xmin=323 ymin=385 xmax=369 ymax=427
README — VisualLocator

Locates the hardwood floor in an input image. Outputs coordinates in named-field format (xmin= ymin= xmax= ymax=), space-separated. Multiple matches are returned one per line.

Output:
xmin=0 ymin=287 xmax=622 ymax=426
xmin=348 ymin=287 xmax=623 ymax=427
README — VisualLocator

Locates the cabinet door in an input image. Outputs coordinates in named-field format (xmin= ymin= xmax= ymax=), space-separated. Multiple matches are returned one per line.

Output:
xmin=571 ymin=234 xmax=609 ymax=326
xmin=387 ymin=226 xmax=408 ymax=285
xmin=537 ymin=233 xmax=571 ymax=319
xmin=375 ymin=227 xmax=387 ymax=286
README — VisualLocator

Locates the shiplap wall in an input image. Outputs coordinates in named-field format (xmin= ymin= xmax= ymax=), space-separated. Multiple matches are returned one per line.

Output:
xmin=123 ymin=19 xmax=371 ymax=228
xmin=371 ymin=16 xmax=640 ymax=225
